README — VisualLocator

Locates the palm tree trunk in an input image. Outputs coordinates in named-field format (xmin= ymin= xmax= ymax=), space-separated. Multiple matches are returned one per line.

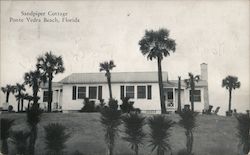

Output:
xmin=228 ymin=89 xmax=232 ymax=112
xmin=2 ymin=139 xmax=8 ymax=154
xmin=109 ymin=145 xmax=113 ymax=155
xmin=6 ymin=92 xmax=10 ymax=103
xmin=177 ymin=76 xmax=181 ymax=113
xmin=135 ymin=145 xmax=138 ymax=155
xmin=191 ymin=84 xmax=195 ymax=112
xmin=107 ymin=76 xmax=113 ymax=99
xmin=18 ymin=96 xmax=20 ymax=112
xmin=21 ymin=98 xmax=24 ymax=111
xmin=29 ymin=126 xmax=37 ymax=155
xmin=157 ymin=57 xmax=166 ymax=114
xmin=48 ymin=74 xmax=53 ymax=112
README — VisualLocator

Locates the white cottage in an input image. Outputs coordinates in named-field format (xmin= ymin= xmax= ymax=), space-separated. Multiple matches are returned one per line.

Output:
xmin=39 ymin=63 xmax=209 ymax=113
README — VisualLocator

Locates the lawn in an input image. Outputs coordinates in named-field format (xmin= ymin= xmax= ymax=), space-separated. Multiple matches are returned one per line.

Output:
xmin=0 ymin=113 xmax=239 ymax=155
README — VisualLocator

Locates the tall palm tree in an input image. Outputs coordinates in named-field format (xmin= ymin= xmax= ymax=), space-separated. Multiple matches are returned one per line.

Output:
xmin=179 ymin=109 xmax=198 ymax=154
xmin=15 ymin=83 xmax=26 ymax=112
xmin=122 ymin=113 xmax=146 ymax=155
xmin=148 ymin=115 xmax=174 ymax=155
xmin=26 ymin=105 xmax=43 ymax=155
xmin=24 ymin=69 xmax=45 ymax=107
xmin=36 ymin=51 xmax=65 ymax=112
xmin=100 ymin=100 xmax=122 ymax=155
xmin=1 ymin=84 xmax=16 ymax=103
xmin=184 ymin=73 xmax=200 ymax=112
xmin=222 ymin=75 xmax=240 ymax=114
xmin=139 ymin=28 xmax=176 ymax=114
xmin=99 ymin=60 xmax=116 ymax=99
xmin=23 ymin=94 xmax=34 ymax=110
xmin=15 ymin=92 xmax=25 ymax=112
xmin=0 ymin=118 xmax=15 ymax=154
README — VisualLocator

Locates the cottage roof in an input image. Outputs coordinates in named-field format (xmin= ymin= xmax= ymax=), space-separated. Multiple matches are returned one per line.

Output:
xmin=59 ymin=72 xmax=169 ymax=84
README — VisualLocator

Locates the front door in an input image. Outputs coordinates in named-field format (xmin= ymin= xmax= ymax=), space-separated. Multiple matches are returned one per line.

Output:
xmin=164 ymin=88 xmax=174 ymax=109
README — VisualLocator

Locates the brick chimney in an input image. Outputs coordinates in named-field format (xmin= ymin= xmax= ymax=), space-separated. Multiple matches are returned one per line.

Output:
xmin=200 ymin=63 xmax=208 ymax=81
xmin=200 ymin=63 xmax=209 ymax=110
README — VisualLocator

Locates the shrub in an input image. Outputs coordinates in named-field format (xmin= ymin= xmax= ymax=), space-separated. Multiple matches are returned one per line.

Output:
xmin=0 ymin=118 xmax=15 ymax=154
xmin=96 ymin=99 xmax=106 ymax=112
xmin=120 ymin=97 xmax=134 ymax=113
xmin=100 ymin=99 xmax=122 ymax=155
xmin=44 ymin=123 xmax=71 ymax=155
xmin=11 ymin=130 xmax=30 ymax=155
xmin=148 ymin=115 xmax=174 ymax=155
xmin=179 ymin=109 xmax=198 ymax=155
xmin=80 ymin=98 xmax=97 ymax=112
xmin=235 ymin=113 xmax=250 ymax=154
xmin=122 ymin=113 xmax=146 ymax=155
xmin=8 ymin=105 xmax=14 ymax=112
xmin=26 ymin=104 xmax=43 ymax=155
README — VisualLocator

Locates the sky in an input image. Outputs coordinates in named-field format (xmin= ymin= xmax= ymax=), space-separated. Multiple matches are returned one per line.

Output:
xmin=1 ymin=0 xmax=249 ymax=115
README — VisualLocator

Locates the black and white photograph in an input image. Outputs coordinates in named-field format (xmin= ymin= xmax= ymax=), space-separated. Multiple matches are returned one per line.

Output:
xmin=0 ymin=0 xmax=249 ymax=155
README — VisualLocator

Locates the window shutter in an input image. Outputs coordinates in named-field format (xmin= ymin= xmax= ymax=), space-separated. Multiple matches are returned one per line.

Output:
xmin=120 ymin=85 xmax=124 ymax=99
xmin=147 ymin=85 xmax=152 ymax=99
xmin=72 ymin=86 xmax=76 ymax=100
xmin=98 ymin=86 xmax=102 ymax=100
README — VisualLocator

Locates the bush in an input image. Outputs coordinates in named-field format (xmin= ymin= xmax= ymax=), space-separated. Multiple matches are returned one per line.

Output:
xmin=44 ymin=123 xmax=71 ymax=155
xmin=148 ymin=115 xmax=174 ymax=155
xmin=100 ymin=99 xmax=122 ymax=155
xmin=80 ymin=98 xmax=97 ymax=112
xmin=235 ymin=113 xmax=250 ymax=154
xmin=1 ymin=118 xmax=15 ymax=154
xmin=8 ymin=105 xmax=14 ymax=112
xmin=120 ymin=97 xmax=134 ymax=113
xmin=11 ymin=130 xmax=30 ymax=155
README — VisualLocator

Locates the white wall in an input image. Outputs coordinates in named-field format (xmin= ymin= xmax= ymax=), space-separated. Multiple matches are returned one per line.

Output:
xmin=61 ymin=82 xmax=161 ymax=111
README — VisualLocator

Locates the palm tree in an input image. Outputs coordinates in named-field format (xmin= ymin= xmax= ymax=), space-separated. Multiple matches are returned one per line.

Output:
xmin=184 ymin=73 xmax=200 ymax=112
xmin=122 ymin=113 xmax=146 ymax=155
xmin=100 ymin=100 xmax=122 ymax=155
xmin=1 ymin=118 xmax=15 ymax=154
xmin=36 ymin=51 xmax=65 ymax=112
xmin=1 ymin=84 xmax=16 ymax=103
xmin=179 ymin=109 xmax=198 ymax=154
xmin=26 ymin=105 xmax=43 ymax=155
xmin=14 ymin=83 xmax=26 ymax=112
xmin=235 ymin=113 xmax=250 ymax=154
xmin=177 ymin=76 xmax=182 ymax=113
xmin=148 ymin=115 xmax=174 ymax=155
xmin=24 ymin=69 xmax=45 ymax=107
xmin=99 ymin=60 xmax=116 ymax=99
xmin=11 ymin=130 xmax=30 ymax=155
xmin=222 ymin=75 xmax=240 ymax=114
xmin=44 ymin=123 xmax=70 ymax=155
xmin=15 ymin=92 xmax=25 ymax=112
xmin=139 ymin=29 xmax=176 ymax=114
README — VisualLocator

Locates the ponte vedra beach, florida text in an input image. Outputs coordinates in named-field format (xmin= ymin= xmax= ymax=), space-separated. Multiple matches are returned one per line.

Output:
xmin=9 ymin=11 xmax=80 ymax=23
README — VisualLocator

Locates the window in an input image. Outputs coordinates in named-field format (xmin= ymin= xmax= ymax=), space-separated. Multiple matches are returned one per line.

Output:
xmin=72 ymin=86 xmax=77 ymax=100
xmin=98 ymin=86 xmax=102 ymax=100
xmin=78 ymin=87 xmax=86 ymax=99
xmin=89 ymin=87 xmax=97 ymax=99
xmin=189 ymin=90 xmax=201 ymax=102
xmin=120 ymin=86 xmax=124 ymax=99
xmin=137 ymin=86 xmax=146 ymax=99
xmin=147 ymin=85 xmax=152 ymax=99
xmin=126 ymin=86 xmax=134 ymax=99
xmin=43 ymin=91 xmax=49 ymax=102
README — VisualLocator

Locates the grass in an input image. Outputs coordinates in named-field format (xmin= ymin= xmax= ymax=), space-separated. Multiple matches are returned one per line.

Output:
xmin=0 ymin=113 xmax=239 ymax=155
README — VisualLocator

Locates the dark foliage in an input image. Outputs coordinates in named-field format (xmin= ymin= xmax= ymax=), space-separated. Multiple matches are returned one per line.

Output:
xmin=179 ymin=109 xmax=198 ymax=154
xmin=96 ymin=99 xmax=106 ymax=112
xmin=100 ymin=99 xmax=122 ymax=155
xmin=11 ymin=130 xmax=30 ymax=155
xmin=235 ymin=113 xmax=250 ymax=154
xmin=26 ymin=105 xmax=43 ymax=155
xmin=80 ymin=98 xmax=97 ymax=112
xmin=177 ymin=149 xmax=194 ymax=155
xmin=0 ymin=118 xmax=15 ymax=154
xmin=44 ymin=123 xmax=71 ymax=155
xmin=122 ymin=113 xmax=146 ymax=155
xmin=71 ymin=150 xmax=85 ymax=155
xmin=8 ymin=105 xmax=14 ymax=112
xmin=148 ymin=115 xmax=174 ymax=155
xmin=120 ymin=97 xmax=134 ymax=113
